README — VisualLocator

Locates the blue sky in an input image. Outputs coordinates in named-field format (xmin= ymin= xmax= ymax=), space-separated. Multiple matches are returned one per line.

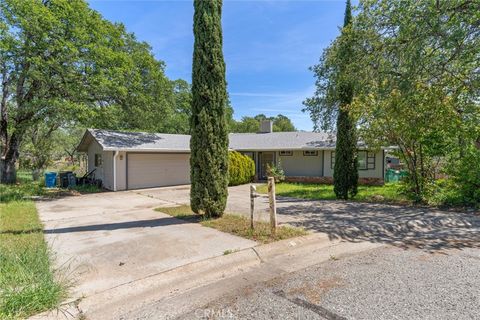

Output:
xmin=89 ymin=0 xmax=350 ymax=131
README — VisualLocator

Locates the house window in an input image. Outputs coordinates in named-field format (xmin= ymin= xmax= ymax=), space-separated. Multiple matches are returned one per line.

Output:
xmin=367 ymin=151 xmax=376 ymax=170
xmin=94 ymin=154 xmax=103 ymax=167
xmin=331 ymin=151 xmax=375 ymax=170
xmin=279 ymin=151 xmax=293 ymax=156
xmin=303 ymin=150 xmax=318 ymax=156
xmin=358 ymin=151 xmax=367 ymax=170
xmin=357 ymin=151 xmax=376 ymax=170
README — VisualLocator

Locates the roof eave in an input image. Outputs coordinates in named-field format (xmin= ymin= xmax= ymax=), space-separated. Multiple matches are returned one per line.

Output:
xmin=102 ymin=147 xmax=191 ymax=153
xmin=76 ymin=129 xmax=94 ymax=153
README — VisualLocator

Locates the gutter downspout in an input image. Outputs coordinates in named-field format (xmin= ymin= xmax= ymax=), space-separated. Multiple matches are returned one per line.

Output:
xmin=113 ymin=151 xmax=119 ymax=191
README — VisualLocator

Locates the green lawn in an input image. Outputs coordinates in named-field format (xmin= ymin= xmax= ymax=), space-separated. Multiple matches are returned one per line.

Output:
xmin=156 ymin=205 xmax=307 ymax=244
xmin=0 ymin=171 xmax=102 ymax=204
xmin=0 ymin=172 xmax=79 ymax=318
xmin=0 ymin=201 xmax=66 ymax=319
xmin=257 ymin=182 xmax=409 ymax=204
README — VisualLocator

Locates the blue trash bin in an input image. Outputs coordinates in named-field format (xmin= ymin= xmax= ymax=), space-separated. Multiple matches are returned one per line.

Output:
xmin=45 ymin=172 xmax=57 ymax=188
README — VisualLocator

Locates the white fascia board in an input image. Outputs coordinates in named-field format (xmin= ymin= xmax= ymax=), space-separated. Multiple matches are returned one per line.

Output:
xmin=232 ymin=147 xmax=337 ymax=151
xmin=103 ymin=147 xmax=191 ymax=153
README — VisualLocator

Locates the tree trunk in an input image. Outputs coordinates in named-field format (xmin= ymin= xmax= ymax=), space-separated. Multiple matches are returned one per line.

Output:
xmin=32 ymin=168 xmax=40 ymax=181
xmin=1 ymin=157 xmax=17 ymax=184
xmin=1 ymin=132 xmax=21 ymax=184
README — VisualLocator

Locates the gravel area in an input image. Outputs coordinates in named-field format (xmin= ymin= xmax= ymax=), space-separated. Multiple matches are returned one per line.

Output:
xmin=183 ymin=246 xmax=480 ymax=320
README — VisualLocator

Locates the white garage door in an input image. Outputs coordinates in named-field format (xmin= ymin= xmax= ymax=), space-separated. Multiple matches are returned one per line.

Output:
xmin=127 ymin=153 xmax=190 ymax=189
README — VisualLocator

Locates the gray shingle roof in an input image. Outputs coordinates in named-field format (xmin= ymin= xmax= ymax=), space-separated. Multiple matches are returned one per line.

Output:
xmin=229 ymin=132 xmax=337 ymax=150
xmin=77 ymin=129 xmax=344 ymax=152
xmin=78 ymin=129 xmax=191 ymax=152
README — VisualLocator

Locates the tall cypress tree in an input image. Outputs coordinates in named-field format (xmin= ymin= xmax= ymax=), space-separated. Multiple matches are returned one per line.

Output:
xmin=190 ymin=0 xmax=229 ymax=217
xmin=333 ymin=0 xmax=358 ymax=200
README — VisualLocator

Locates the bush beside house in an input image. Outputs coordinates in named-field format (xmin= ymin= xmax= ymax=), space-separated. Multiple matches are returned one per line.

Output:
xmin=228 ymin=151 xmax=255 ymax=186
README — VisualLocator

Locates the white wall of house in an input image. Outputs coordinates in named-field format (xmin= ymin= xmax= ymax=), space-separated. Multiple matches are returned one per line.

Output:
xmin=87 ymin=143 xmax=384 ymax=191
xmin=103 ymin=151 xmax=114 ymax=190
xmin=116 ymin=151 xmax=127 ymax=191
xmin=323 ymin=150 xmax=334 ymax=177
xmin=358 ymin=151 xmax=384 ymax=179
xmin=277 ymin=150 xmax=323 ymax=177
xmin=87 ymin=139 xmax=104 ymax=182
xmin=87 ymin=139 xmax=114 ymax=189
xmin=323 ymin=150 xmax=384 ymax=179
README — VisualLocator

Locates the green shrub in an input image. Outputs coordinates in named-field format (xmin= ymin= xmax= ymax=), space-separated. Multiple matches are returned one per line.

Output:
xmin=439 ymin=146 xmax=480 ymax=207
xmin=266 ymin=161 xmax=285 ymax=183
xmin=228 ymin=151 xmax=255 ymax=186
xmin=426 ymin=179 xmax=463 ymax=207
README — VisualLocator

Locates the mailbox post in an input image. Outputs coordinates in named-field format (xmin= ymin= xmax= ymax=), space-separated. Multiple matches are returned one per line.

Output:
xmin=267 ymin=177 xmax=277 ymax=235
xmin=250 ymin=184 xmax=256 ymax=230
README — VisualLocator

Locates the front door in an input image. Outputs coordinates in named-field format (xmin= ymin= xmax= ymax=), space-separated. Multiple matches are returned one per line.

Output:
xmin=259 ymin=152 xmax=275 ymax=179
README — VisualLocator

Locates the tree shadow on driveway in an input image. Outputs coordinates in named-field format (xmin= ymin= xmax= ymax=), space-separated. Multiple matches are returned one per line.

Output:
xmin=276 ymin=199 xmax=480 ymax=252
xmin=42 ymin=217 xmax=188 ymax=234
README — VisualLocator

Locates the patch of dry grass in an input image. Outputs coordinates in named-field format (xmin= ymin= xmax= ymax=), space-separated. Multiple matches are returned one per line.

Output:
xmin=156 ymin=205 xmax=307 ymax=244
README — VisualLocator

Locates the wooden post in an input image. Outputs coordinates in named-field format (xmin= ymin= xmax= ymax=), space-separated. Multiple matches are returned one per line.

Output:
xmin=250 ymin=184 xmax=256 ymax=230
xmin=267 ymin=177 xmax=277 ymax=235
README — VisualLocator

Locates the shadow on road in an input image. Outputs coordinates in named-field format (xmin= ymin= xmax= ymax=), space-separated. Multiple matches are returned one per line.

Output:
xmin=277 ymin=199 xmax=480 ymax=251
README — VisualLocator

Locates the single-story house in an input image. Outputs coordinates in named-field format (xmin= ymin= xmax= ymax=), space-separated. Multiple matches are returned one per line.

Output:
xmin=76 ymin=121 xmax=386 ymax=191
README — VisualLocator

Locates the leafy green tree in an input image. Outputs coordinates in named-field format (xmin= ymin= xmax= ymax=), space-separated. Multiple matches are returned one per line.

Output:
xmin=20 ymin=123 xmax=59 ymax=181
xmin=190 ymin=0 xmax=229 ymax=217
xmin=167 ymin=79 xmax=192 ymax=134
xmin=106 ymin=32 xmax=179 ymax=134
xmin=0 ymin=0 xmax=186 ymax=183
xmin=231 ymin=116 xmax=261 ymax=133
xmin=304 ymin=0 xmax=479 ymax=202
xmin=304 ymin=0 xmax=358 ymax=199
xmin=273 ymin=114 xmax=296 ymax=132
xmin=0 ymin=1 xmax=128 ymax=182
xmin=351 ymin=0 xmax=480 ymax=200
xmin=231 ymin=114 xmax=296 ymax=133
xmin=55 ymin=127 xmax=86 ymax=167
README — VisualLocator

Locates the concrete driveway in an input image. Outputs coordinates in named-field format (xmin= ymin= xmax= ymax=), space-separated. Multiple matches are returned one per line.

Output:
xmin=37 ymin=183 xmax=479 ymax=310
xmin=37 ymin=187 xmax=255 ymax=299
xmin=137 ymin=184 xmax=277 ymax=221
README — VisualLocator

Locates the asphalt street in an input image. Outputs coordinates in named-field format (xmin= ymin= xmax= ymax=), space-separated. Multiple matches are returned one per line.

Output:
xmin=181 ymin=246 xmax=480 ymax=320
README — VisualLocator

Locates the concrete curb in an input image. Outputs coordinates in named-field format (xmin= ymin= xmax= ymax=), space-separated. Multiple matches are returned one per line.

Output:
xmin=120 ymin=236 xmax=382 ymax=319
xmin=30 ymin=233 xmax=380 ymax=319
xmin=80 ymin=233 xmax=342 ymax=318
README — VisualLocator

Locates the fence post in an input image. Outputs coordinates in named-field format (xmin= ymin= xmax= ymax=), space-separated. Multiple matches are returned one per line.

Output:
xmin=267 ymin=177 xmax=277 ymax=235
xmin=250 ymin=184 xmax=256 ymax=230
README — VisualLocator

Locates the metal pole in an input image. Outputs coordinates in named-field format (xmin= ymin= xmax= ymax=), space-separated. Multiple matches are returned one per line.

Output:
xmin=250 ymin=184 xmax=256 ymax=230
xmin=268 ymin=177 xmax=277 ymax=235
